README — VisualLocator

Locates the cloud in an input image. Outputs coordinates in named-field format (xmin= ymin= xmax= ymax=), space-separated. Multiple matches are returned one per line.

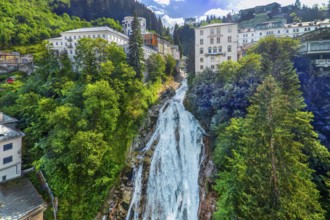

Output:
xmin=154 ymin=0 xmax=171 ymax=6
xmin=148 ymin=5 xmax=167 ymax=16
xmin=161 ymin=15 xmax=184 ymax=27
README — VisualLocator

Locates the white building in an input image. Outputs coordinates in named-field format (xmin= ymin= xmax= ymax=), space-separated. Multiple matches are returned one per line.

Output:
xmin=122 ymin=16 xmax=147 ymax=36
xmin=195 ymin=23 xmax=238 ymax=73
xmin=238 ymin=19 xmax=330 ymax=47
xmin=48 ymin=26 xmax=129 ymax=60
xmin=0 ymin=112 xmax=24 ymax=183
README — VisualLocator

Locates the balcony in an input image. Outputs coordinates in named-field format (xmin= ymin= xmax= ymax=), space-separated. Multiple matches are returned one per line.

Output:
xmin=205 ymin=52 xmax=226 ymax=56
xmin=312 ymin=59 xmax=330 ymax=68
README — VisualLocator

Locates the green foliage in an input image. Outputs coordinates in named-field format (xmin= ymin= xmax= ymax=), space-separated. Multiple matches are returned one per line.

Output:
xmin=164 ymin=55 xmax=177 ymax=76
xmin=128 ymin=14 xmax=145 ymax=79
xmin=186 ymin=36 xmax=330 ymax=218
xmin=0 ymin=38 xmax=161 ymax=219
xmin=0 ymin=0 xmax=89 ymax=49
xmin=147 ymin=53 xmax=165 ymax=82
xmin=214 ymin=76 xmax=327 ymax=219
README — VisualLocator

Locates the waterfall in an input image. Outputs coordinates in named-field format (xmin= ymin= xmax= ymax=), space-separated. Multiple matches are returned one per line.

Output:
xmin=126 ymin=80 xmax=204 ymax=220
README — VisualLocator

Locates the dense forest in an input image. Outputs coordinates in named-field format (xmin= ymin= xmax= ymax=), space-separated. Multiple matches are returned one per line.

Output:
xmin=50 ymin=0 xmax=164 ymax=34
xmin=0 ymin=0 xmax=123 ymax=50
xmin=186 ymin=37 xmax=330 ymax=219
xmin=0 ymin=36 xmax=176 ymax=218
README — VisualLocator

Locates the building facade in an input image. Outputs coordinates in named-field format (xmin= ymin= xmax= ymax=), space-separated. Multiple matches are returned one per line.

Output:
xmin=299 ymin=27 xmax=330 ymax=70
xmin=48 ymin=26 xmax=129 ymax=60
xmin=195 ymin=23 xmax=238 ymax=73
xmin=142 ymin=33 xmax=173 ymax=57
xmin=238 ymin=19 xmax=330 ymax=47
xmin=0 ymin=112 xmax=24 ymax=183
xmin=122 ymin=16 xmax=147 ymax=36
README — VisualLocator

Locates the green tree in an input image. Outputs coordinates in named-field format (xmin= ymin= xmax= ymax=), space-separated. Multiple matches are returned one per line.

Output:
xmin=214 ymin=76 xmax=326 ymax=219
xmin=164 ymin=54 xmax=176 ymax=76
xmin=128 ymin=14 xmax=144 ymax=79
xmin=146 ymin=53 xmax=165 ymax=82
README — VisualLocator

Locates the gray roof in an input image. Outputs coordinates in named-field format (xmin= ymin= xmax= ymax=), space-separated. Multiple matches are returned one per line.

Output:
xmin=0 ymin=125 xmax=25 ymax=142
xmin=63 ymin=26 xmax=128 ymax=39
xmin=0 ymin=114 xmax=17 ymax=125
xmin=0 ymin=177 xmax=46 ymax=220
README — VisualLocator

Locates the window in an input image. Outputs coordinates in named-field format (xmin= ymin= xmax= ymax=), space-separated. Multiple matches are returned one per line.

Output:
xmin=260 ymin=32 xmax=262 ymax=36
xmin=200 ymin=57 xmax=204 ymax=62
xmin=211 ymin=57 xmax=215 ymax=62
xmin=217 ymin=37 xmax=220 ymax=43
xmin=200 ymin=39 xmax=204 ymax=45
xmin=217 ymin=28 xmax=220 ymax=34
xmin=210 ymin=38 xmax=214 ymax=44
xmin=65 ymin=36 xmax=67 ymax=40
xmin=210 ymin=29 xmax=214 ymax=35
xmin=200 ymin=48 xmax=204 ymax=54
xmin=98 ymin=34 xmax=100 ymax=37
xmin=93 ymin=35 xmax=95 ymax=38
xmin=278 ymin=30 xmax=280 ymax=34
xmin=2 ymin=176 xmax=6 ymax=181
xmin=200 ymin=65 xmax=204 ymax=70
xmin=228 ymin=26 xmax=232 ymax=33
xmin=208 ymin=47 xmax=212 ymax=53
xmin=70 ymin=50 xmax=73 ymax=54
xmin=3 ymin=143 xmax=13 ymax=151
xmin=286 ymin=30 xmax=289 ymax=33
xmin=227 ymin=56 xmax=232 ymax=60
xmin=228 ymin=36 xmax=232 ymax=43
xmin=55 ymin=42 xmax=58 ymax=46
xmin=228 ymin=45 xmax=232 ymax=52
xmin=3 ymin=156 xmax=12 ymax=164
xmin=103 ymin=34 xmax=106 ymax=38
xmin=213 ymin=46 xmax=217 ymax=53
xmin=218 ymin=46 xmax=222 ymax=52
xmin=211 ymin=65 xmax=215 ymax=70
xmin=200 ymin=30 xmax=204 ymax=35
xmin=74 ymin=36 xmax=76 ymax=40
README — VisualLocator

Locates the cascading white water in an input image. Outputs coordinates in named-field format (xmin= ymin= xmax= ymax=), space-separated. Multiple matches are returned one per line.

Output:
xmin=126 ymin=80 xmax=204 ymax=220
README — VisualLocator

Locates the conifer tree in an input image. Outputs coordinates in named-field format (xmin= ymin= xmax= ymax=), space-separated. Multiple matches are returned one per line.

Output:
xmin=128 ymin=13 xmax=144 ymax=79
xmin=214 ymin=76 xmax=326 ymax=219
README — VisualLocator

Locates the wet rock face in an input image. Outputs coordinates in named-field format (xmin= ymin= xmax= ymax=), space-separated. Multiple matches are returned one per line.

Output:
xmin=198 ymin=136 xmax=217 ymax=220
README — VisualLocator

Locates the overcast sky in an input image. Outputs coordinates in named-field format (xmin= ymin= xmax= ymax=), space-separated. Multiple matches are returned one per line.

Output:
xmin=140 ymin=0 xmax=328 ymax=18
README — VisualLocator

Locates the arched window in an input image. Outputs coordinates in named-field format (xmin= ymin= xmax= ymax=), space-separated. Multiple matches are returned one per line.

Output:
xmin=213 ymin=46 xmax=217 ymax=53
xmin=228 ymin=45 xmax=232 ymax=52
xmin=218 ymin=46 xmax=222 ymax=52
xmin=208 ymin=47 xmax=212 ymax=53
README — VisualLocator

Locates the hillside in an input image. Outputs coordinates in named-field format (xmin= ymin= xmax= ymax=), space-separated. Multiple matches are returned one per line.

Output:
xmin=0 ymin=0 xmax=91 ymax=49
xmin=51 ymin=0 xmax=164 ymax=34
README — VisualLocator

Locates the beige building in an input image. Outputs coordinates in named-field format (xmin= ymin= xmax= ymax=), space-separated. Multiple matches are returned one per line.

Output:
xmin=195 ymin=23 xmax=238 ymax=73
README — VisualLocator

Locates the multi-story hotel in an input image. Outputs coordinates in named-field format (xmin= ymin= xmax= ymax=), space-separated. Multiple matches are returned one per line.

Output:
xmin=48 ymin=26 xmax=129 ymax=60
xmin=195 ymin=23 xmax=238 ymax=73
xmin=238 ymin=19 xmax=330 ymax=47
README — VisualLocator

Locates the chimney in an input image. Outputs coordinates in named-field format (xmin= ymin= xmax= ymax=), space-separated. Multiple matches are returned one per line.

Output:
xmin=0 ymin=112 xmax=3 ymax=122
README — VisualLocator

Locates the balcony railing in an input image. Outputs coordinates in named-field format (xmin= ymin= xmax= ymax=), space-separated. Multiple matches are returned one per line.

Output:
xmin=312 ymin=59 xmax=330 ymax=68
xmin=205 ymin=52 xmax=226 ymax=56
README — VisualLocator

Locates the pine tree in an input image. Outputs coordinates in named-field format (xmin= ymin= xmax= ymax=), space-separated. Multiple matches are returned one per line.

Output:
xmin=214 ymin=76 xmax=326 ymax=219
xmin=128 ymin=13 xmax=144 ymax=79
